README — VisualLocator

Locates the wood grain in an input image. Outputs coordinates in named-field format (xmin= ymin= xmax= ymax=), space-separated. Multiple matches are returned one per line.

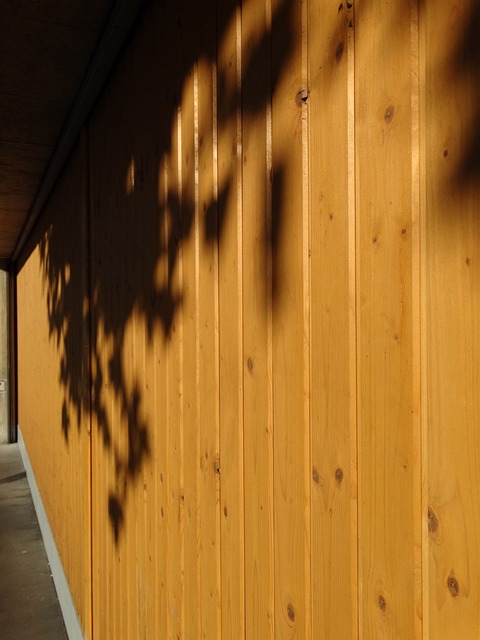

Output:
xmin=308 ymin=1 xmax=357 ymax=637
xmin=242 ymin=0 xmax=275 ymax=637
xmin=425 ymin=0 xmax=480 ymax=636
xmin=355 ymin=0 xmax=420 ymax=636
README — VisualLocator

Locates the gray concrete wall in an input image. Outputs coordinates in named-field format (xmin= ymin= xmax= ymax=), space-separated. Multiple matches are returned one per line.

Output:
xmin=0 ymin=271 xmax=8 ymax=443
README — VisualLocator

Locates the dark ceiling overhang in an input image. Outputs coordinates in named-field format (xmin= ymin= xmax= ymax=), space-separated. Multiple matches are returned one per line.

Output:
xmin=0 ymin=0 xmax=147 ymax=264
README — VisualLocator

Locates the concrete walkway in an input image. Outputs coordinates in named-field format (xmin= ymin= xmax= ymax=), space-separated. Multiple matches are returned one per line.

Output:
xmin=0 ymin=444 xmax=67 ymax=639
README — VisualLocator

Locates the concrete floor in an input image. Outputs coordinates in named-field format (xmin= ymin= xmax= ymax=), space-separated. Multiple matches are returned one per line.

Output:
xmin=0 ymin=444 xmax=67 ymax=639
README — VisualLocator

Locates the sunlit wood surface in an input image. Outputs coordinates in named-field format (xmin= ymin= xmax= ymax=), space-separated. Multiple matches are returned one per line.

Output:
xmin=16 ymin=0 xmax=480 ymax=638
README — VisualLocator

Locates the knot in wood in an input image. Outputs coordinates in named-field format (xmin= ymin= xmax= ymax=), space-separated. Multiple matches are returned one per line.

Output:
xmin=384 ymin=105 xmax=395 ymax=123
xmin=295 ymin=89 xmax=309 ymax=107
xmin=287 ymin=603 xmax=296 ymax=622
xmin=447 ymin=575 xmax=459 ymax=598
xmin=428 ymin=507 xmax=439 ymax=536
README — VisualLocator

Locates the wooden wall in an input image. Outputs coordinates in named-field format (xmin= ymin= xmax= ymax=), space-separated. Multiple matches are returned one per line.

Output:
xmin=15 ymin=0 xmax=480 ymax=638
xmin=16 ymin=138 xmax=92 ymax=636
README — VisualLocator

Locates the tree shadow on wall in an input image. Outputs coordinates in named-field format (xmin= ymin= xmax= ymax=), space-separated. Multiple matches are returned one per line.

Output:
xmin=450 ymin=1 xmax=480 ymax=187
xmin=34 ymin=0 xmax=302 ymax=544
xmin=30 ymin=0 xmax=480 ymax=546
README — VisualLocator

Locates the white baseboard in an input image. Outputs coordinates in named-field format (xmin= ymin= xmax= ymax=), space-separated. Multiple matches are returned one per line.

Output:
xmin=17 ymin=426 xmax=85 ymax=640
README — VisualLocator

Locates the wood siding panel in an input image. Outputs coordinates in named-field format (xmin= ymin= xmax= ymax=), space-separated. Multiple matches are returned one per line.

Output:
xmin=271 ymin=0 xmax=311 ymax=637
xmin=16 ymin=137 xmax=92 ymax=638
xmin=15 ymin=1 xmax=480 ymax=639
xmin=88 ymin=7 xmax=173 ymax=635
xmin=242 ymin=0 xmax=274 ymax=638
xmin=218 ymin=2 xmax=245 ymax=638
xmin=355 ymin=0 xmax=420 ymax=637
xmin=308 ymin=1 xmax=357 ymax=638
xmin=425 ymin=0 xmax=480 ymax=636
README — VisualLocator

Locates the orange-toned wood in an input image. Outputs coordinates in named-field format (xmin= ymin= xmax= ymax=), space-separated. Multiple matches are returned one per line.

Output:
xmin=242 ymin=0 xmax=275 ymax=637
xmin=217 ymin=2 xmax=245 ymax=638
xmin=270 ymin=0 xmax=311 ymax=637
xmin=308 ymin=1 xmax=357 ymax=637
xmin=355 ymin=0 xmax=420 ymax=636
xmin=425 ymin=1 xmax=480 ymax=637
xmin=178 ymin=20 xmax=199 ymax=640
xmin=16 ymin=136 xmax=92 ymax=638
xmin=16 ymin=3 xmax=480 ymax=640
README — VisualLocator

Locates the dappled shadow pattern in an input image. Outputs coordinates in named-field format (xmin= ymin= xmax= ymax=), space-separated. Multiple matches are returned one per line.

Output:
xmin=34 ymin=0 xmax=480 ymax=544
xmin=37 ymin=0 xmax=297 ymax=543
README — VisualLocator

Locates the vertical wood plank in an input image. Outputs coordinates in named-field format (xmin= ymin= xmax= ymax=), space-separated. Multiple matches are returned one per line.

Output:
xmin=166 ymin=98 xmax=186 ymax=640
xmin=89 ymin=2 xmax=193 ymax=636
xmin=197 ymin=57 xmax=222 ymax=640
xmin=142 ymin=312 xmax=158 ymax=640
xmin=355 ymin=0 xmax=419 ymax=636
xmin=425 ymin=0 xmax=480 ymax=636
xmin=410 ymin=2 xmax=423 ymax=635
xmin=194 ymin=27 xmax=223 ymax=635
xmin=242 ymin=0 xmax=275 ymax=637
xmin=217 ymin=1 xmax=245 ymax=636
xmin=308 ymin=1 xmax=357 ymax=637
xmin=271 ymin=0 xmax=311 ymax=637
xmin=177 ymin=1 xmax=220 ymax=633
xmin=155 ymin=150 xmax=170 ymax=640
xmin=179 ymin=43 xmax=199 ymax=640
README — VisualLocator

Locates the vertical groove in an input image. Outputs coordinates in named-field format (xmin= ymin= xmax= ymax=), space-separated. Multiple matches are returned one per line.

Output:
xmin=193 ymin=60 xmax=202 ymax=639
xmin=159 ymin=151 xmax=168 ymax=639
xmin=177 ymin=104 xmax=186 ymax=640
xmin=211 ymin=53 xmax=222 ymax=640
xmin=153 ymin=281 xmax=159 ymax=640
xmin=347 ymin=2 xmax=359 ymax=637
xmin=142 ymin=276 xmax=148 ymax=638
xmin=417 ymin=0 xmax=428 ymax=636
xmin=235 ymin=5 xmax=246 ymax=638
xmin=132 ymin=305 xmax=137 ymax=638
xmin=410 ymin=2 xmax=423 ymax=638
xmin=301 ymin=0 xmax=311 ymax=637
xmin=85 ymin=123 xmax=95 ymax=640
xmin=164 ymin=149 xmax=171 ymax=639
xmin=265 ymin=0 xmax=274 ymax=634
